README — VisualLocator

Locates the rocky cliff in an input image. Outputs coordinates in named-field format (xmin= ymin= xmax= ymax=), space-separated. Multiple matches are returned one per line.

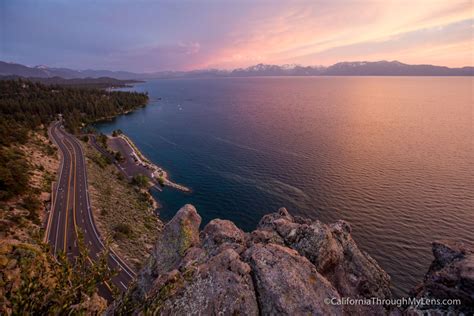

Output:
xmin=408 ymin=240 xmax=474 ymax=315
xmin=108 ymin=205 xmax=473 ymax=315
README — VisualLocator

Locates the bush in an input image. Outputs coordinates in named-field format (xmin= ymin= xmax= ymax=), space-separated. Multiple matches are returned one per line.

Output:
xmin=22 ymin=194 xmax=42 ymax=223
xmin=111 ymin=129 xmax=123 ymax=137
xmin=45 ymin=145 xmax=55 ymax=156
xmin=132 ymin=174 xmax=149 ymax=188
xmin=114 ymin=151 xmax=123 ymax=162
xmin=97 ymin=134 xmax=108 ymax=149
xmin=23 ymin=194 xmax=41 ymax=212
xmin=3 ymin=233 xmax=115 ymax=314
xmin=0 ymin=147 xmax=29 ymax=200
xmin=113 ymin=223 xmax=133 ymax=240
xmin=90 ymin=153 xmax=110 ymax=169
xmin=157 ymin=176 xmax=165 ymax=187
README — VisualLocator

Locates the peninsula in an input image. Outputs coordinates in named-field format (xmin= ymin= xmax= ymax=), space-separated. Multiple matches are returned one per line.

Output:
xmin=108 ymin=132 xmax=190 ymax=193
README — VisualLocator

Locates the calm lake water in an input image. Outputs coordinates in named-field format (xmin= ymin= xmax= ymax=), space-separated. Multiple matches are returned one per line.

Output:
xmin=95 ymin=77 xmax=474 ymax=297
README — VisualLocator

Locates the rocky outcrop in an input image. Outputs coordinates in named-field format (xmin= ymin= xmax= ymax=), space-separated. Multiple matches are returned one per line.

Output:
xmin=108 ymin=204 xmax=473 ymax=315
xmin=408 ymin=240 xmax=474 ymax=315
xmin=244 ymin=243 xmax=343 ymax=315
xmin=257 ymin=208 xmax=391 ymax=301
xmin=109 ymin=205 xmax=394 ymax=315
xmin=119 ymin=204 xmax=202 ymax=307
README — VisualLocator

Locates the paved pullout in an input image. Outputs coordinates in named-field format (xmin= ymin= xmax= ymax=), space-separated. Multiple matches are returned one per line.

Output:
xmin=45 ymin=122 xmax=136 ymax=299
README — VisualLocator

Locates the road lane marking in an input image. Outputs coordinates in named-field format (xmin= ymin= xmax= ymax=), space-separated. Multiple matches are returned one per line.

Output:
xmin=54 ymin=211 xmax=61 ymax=254
xmin=68 ymin=133 xmax=136 ymax=280
xmin=44 ymin=123 xmax=64 ymax=243
xmin=64 ymin=137 xmax=85 ymax=260
xmin=63 ymin=136 xmax=73 ymax=253
xmin=74 ymin=137 xmax=136 ymax=277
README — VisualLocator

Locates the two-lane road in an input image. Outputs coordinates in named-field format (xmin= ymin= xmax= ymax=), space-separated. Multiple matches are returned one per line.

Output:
xmin=44 ymin=122 xmax=135 ymax=298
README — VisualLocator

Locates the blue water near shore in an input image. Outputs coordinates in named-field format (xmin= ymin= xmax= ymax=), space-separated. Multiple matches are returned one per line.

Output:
xmin=95 ymin=77 xmax=473 ymax=297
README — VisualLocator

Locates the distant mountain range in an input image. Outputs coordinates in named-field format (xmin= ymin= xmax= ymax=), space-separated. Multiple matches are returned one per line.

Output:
xmin=1 ymin=60 xmax=472 ymax=80
xmin=0 ymin=61 xmax=141 ymax=80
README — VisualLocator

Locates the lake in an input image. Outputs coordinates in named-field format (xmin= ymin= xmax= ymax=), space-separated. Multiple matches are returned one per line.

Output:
xmin=95 ymin=76 xmax=473 ymax=297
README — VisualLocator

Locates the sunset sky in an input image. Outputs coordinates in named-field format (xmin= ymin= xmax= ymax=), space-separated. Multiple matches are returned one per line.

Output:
xmin=1 ymin=0 xmax=473 ymax=72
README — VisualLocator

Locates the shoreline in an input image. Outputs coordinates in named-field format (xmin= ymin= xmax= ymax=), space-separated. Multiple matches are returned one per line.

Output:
xmin=110 ymin=133 xmax=191 ymax=193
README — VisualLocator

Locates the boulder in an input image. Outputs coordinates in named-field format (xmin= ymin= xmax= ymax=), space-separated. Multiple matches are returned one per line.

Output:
xmin=110 ymin=205 xmax=472 ymax=316
xmin=244 ymin=243 xmax=343 ymax=315
xmin=156 ymin=248 xmax=259 ymax=315
xmin=109 ymin=204 xmax=201 ymax=314
xmin=410 ymin=240 xmax=474 ymax=314
xmin=200 ymin=219 xmax=246 ymax=255
xmin=256 ymin=207 xmax=391 ymax=301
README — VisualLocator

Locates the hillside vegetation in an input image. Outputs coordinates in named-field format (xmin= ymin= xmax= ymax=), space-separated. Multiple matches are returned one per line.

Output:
xmin=0 ymin=79 xmax=148 ymax=313
xmin=84 ymin=143 xmax=162 ymax=270
xmin=0 ymin=79 xmax=148 ymax=136
xmin=0 ymin=79 xmax=148 ymax=200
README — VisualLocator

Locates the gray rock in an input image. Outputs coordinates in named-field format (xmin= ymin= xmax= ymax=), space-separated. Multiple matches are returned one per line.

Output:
xmin=110 ymin=205 xmax=471 ymax=316
xmin=201 ymin=219 xmax=246 ymax=255
xmin=109 ymin=204 xmax=201 ymax=314
xmin=431 ymin=240 xmax=468 ymax=267
xmin=157 ymin=248 xmax=259 ymax=316
xmin=411 ymin=240 xmax=474 ymax=314
xmin=145 ymin=204 xmax=201 ymax=285
xmin=244 ymin=243 xmax=343 ymax=315
xmin=256 ymin=208 xmax=391 ymax=301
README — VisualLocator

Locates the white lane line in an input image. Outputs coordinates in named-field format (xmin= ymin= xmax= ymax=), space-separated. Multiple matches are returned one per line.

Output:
xmin=120 ymin=281 xmax=127 ymax=289
xmin=45 ymin=123 xmax=65 ymax=242
xmin=54 ymin=212 xmax=61 ymax=254
xmin=71 ymin=134 xmax=136 ymax=278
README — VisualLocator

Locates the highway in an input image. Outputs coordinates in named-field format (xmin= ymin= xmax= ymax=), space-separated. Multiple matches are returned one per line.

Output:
xmin=44 ymin=122 xmax=136 ymax=299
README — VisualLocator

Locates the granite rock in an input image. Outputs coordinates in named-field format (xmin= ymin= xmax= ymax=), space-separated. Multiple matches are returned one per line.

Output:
xmin=109 ymin=205 xmax=470 ymax=316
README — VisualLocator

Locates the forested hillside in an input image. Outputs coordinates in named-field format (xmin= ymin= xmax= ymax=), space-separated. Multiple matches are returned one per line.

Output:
xmin=0 ymin=79 xmax=148 ymax=313
xmin=0 ymin=79 xmax=148 ymax=200
xmin=0 ymin=79 xmax=148 ymax=136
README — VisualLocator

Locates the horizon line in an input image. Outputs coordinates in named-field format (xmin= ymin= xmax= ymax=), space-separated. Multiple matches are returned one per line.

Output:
xmin=2 ymin=59 xmax=473 ymax=74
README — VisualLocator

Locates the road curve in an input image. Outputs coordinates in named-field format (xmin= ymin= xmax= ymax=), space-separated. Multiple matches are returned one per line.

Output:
xmin=44 ymin=122 xmax=136 ymax=299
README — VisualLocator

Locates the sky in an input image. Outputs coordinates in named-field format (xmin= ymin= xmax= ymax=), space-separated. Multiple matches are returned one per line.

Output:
xmin=1 ymin=0 xmax=473 ymax=72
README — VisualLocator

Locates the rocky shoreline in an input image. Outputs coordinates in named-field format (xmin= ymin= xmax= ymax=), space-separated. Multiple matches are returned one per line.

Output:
xmin=117 ymin=134 xmax=191 ymax=193
xmin=108 ymin=205 xmax=473 ymax=315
